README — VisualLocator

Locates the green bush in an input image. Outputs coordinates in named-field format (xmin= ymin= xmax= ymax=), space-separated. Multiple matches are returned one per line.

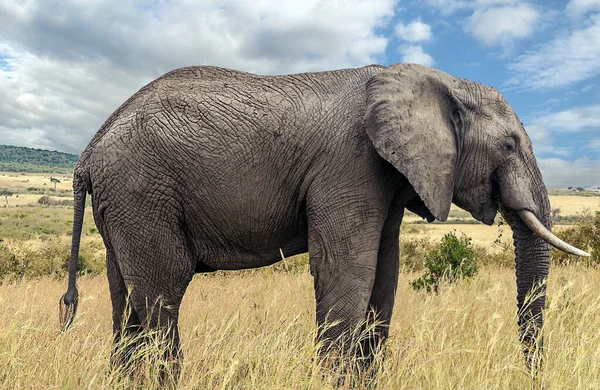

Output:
xmin=61 ymin=254 xmax=92 ymax=276
xmin=476 ymin=242 xmax=515 ymax=268
xmin=411 ymin=232 xmax=478 ymax=293
xmin=0 ymin=237 xmax=105 ymax=281
xmin=400 ymin=236 xmax=433 ymax=271
xmin=0 ymin=244 xmax=21 ymax=280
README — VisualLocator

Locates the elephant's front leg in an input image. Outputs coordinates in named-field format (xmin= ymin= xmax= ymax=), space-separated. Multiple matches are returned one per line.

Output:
xmin=307 ymin=195 xmax=385 ymax=361
xmin=362 ymin=208 xmax=404 ymax=365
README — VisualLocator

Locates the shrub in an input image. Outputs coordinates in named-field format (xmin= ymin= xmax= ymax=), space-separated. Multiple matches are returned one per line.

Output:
xmin=400 ymin=236 xmax=433 ymax=271
xmin=0 ymin=243 xmax=33 ymax=281
xmin=61 ymin=254 xmax=92 ymax=276
xmin=0 ymin=244 xmax=20 ymax=280
xmin=476 ymin=242 xmax=515 ymax=268
xmin=38 ymin=195 xmax=52 ymax=207
xmin=0 ymin=237 xmax=105 ymax=281
xmin=411 ymin=232 xmax=478 ymax=293
xmin=553 ymin=209 xmax=600 ymax=267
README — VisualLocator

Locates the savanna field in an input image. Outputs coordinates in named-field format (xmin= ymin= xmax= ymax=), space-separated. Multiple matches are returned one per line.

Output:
xmin=1 ymin=171 xmax=600 ymax=389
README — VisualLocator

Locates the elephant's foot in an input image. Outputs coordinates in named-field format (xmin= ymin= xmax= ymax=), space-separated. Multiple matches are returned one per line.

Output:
xmin=315 ymin=322 xmax=386 ymax=389
xmin=108 ymin=328 xmax=182 ymax=388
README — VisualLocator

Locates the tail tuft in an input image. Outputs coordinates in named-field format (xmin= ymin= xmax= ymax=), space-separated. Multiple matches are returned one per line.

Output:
xmin=59 ymin=287 xmax=79 ymax=331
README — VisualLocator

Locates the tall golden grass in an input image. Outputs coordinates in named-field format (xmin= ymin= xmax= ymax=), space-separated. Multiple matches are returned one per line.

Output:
xmin=1 ymin=171 xmax=598 ymax=388
xmin=1 ymin=266 xmax=600 ymax=389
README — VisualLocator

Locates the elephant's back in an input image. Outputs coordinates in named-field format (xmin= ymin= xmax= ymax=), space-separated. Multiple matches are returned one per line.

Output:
xmin=149 ymin=64 xmax=386 ymax=104
xmin=82 ymin=64 xmax=384 ymax=157
xmin=81 ymin=63 xmax=385 ymax=207
xmin=154 ymin=64 xmax=385 ymax=85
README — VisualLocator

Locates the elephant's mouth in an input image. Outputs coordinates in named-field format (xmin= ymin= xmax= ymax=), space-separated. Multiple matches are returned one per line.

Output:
xmin=466 ymin=179 xmax=499 ymax=226
xmin=470 ymin=205 xmax=497 ymax=226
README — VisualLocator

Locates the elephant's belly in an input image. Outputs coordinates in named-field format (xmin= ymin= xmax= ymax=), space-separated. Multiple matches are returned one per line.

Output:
xmin=195 ymin=235 xmax=308 ymax=272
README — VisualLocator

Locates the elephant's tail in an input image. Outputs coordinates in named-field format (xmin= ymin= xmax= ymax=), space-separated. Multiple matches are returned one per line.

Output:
xmin=59 ymin=165 xmax=90 ymax=331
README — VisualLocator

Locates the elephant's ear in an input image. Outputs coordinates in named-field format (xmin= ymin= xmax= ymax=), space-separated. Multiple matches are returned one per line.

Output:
xmin=364 ymin=63 xmax=460 ymax=222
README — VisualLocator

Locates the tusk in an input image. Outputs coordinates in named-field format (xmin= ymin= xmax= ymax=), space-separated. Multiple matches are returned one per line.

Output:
xmin=517 ymin=209 xmax=590 ymax=257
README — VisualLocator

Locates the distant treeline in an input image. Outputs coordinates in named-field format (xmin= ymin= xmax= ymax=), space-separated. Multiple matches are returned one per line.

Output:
xmin=0 ymin=145 xmax=78 ymax=174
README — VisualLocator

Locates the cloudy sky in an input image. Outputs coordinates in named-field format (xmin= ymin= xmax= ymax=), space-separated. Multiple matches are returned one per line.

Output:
xmin=0 ymin=0 xmax=599 ymax=188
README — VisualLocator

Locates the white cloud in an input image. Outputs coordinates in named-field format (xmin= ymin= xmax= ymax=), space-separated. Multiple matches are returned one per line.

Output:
xmin=423 ymin=0 xmax=526 ymax=15
xmin=0 ymin=0 xmax=397 ymax=153
xmin=525 ymin=123 xmax=550 ymax=145
xmin=566 ymin=0 xmax=600 ymax=16
xmin=533 ymin=145 xmax=572 ymax=157
xmin=465 ymin=4 xmax=539 ymax=46
xmin=526 ymin=123 xmax=572 ymax=157
xmin=581 ymin=83 xmax=598 ymax=92
xmin=423 ymin=0 xmax=468 ymax=14
xmin=525 ymin=104 xmax=600 ymax=161
xmin=398 ymin=45 xmax=435 ymax=66
xmin=394 ymin=20 xmax=432 ymax=42
xmin=0 ymin=47 xmax=143 ymax=153
xmin=589 ymin=139 xmax=600 ymax=151
xmin=529 ymin=104 xmax=600 ymax=132
xmin=394 ymin=18 xmax=434 ymax=66
xmin=507 ymin=14 xmax=600 ymax=90
xmin=538 ymin=157 xmax=600 ymax=188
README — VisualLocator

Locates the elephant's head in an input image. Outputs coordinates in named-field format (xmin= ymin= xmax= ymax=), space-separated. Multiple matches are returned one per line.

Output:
xmin=364 ymin=63 xmax=589 ymax=366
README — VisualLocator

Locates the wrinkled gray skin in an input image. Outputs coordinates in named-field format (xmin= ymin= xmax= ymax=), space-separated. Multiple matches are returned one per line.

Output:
xmin=61 ymin=63 xmax=552 ymax=371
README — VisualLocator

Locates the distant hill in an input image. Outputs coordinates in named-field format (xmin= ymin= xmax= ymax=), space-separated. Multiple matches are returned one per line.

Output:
xmin=0 ymin=145 xmax=79 ymax=174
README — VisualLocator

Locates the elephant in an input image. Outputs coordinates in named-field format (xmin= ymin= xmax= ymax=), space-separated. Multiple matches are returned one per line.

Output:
xmin=59 ymin=63 xmax=588 ymax=376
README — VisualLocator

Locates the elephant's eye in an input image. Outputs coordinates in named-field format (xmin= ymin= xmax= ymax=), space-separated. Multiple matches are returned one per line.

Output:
xmin=503 ymin=137 xmax=517 ymax=153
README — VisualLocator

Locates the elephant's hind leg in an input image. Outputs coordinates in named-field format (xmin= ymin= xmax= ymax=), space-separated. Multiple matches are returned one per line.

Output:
xmin=109 ymin=215 xmax=195 ymax=382
xmin=106 ymin=246 xmax=143 ymax=371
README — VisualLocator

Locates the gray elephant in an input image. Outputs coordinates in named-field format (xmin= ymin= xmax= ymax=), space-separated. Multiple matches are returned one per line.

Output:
xmin=60 ymin=63 xmax=587 ymax=374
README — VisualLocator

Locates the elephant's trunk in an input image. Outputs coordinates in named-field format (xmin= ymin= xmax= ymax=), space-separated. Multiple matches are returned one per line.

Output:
xmin=496 ymin=155 xmax=558 ymax=370
xmin=492 ymin=155 xmax=553 ymax=369
xmin=496 ymin=155 xmax=588 ymax=370
xmin=503 ymin=205 xmax=549 ymax=369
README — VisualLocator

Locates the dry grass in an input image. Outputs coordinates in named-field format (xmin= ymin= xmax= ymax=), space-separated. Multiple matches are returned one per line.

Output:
xmin=1 ymin=171 xmax=599 ymax=388
xmin=0 ymin=172 xmax=73 ymax=189
xmin=1 ymin=267 xmax=600 ymax=389
xmin=402 ymin=197 xmax=600 ymax=250
xmin=0 ymin=171 xmax=72 ymax=207
xmin=548 ymin=196 xmax=600 ymax=216
xmin=0 ymin=171 xmax=72 ymax=191
xmin=402 ymin=196 xmax=600 ymax=225
xmin=1 ymin=193 xmax=49 ymax=207
xmin=403 ymin=223 xmax=510 ymax=249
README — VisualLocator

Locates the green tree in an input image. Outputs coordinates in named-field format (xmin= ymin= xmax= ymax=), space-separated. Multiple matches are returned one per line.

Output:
xmin=0 ymin=145 xmax=78 ymax=173
xmin=411 ymin=232 xmax=478 ymax=294
xmin=50 ymin=176 xmax=61 ymax=191
xmin=0 ymin=189 xmax=14 ymax=206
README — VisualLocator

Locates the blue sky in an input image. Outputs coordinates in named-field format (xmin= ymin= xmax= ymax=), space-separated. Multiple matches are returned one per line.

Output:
xmin=0 ymin=0 xmax=599 ymax=188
